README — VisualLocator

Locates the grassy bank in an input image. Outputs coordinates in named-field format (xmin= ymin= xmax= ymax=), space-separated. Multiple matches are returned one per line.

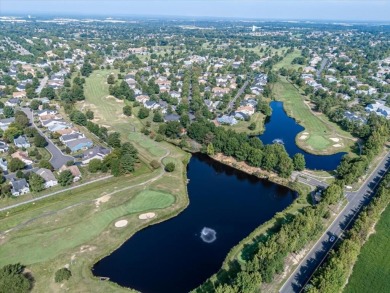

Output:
xmin=343 ymin=203 xmax=390 ymax=293
xmin=272 ymin=76 xmax=355 ymax=155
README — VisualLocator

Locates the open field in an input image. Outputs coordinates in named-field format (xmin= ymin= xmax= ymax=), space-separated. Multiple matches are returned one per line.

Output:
xmin=344 ymin=204 xmax=390 ymax=293
xmin=273 ymin=49 xmax=303 ymax=71
xmin=272 ymin=76 xmax=355 ymax=155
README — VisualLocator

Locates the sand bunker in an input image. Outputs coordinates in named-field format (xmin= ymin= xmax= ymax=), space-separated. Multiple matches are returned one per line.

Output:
xmin=333 ymin=144 xmax=342 ymax=148
xmin=330 ymin=137 xmax=340 ymax=142
xmin=115 ymin=220 xmax=128 ymax=228
xmin=138 ymin=212 xmax=156 ymax=220
xmin=95 ymin=194 xmax=111 ymax=207
xmin=299 ymin=135 xmax=308 ymax=140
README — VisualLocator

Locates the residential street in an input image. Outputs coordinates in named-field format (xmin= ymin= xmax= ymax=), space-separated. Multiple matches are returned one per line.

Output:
xmin=21 ymin=107 xmax=74 ymax=169
xmin=280 ymin=151 xmax=390 ymax=293
xmin=35 ymin=76 xmax=48 ymax=94
xmin=227 ymin=80 xmax=249 ymax=114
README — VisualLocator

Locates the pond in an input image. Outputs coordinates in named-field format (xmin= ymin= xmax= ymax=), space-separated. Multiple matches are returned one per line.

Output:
xmin=258 ymin=101 xmax=346 ymax=171
xmin=93 ymin=153 xmax=295 ymax=293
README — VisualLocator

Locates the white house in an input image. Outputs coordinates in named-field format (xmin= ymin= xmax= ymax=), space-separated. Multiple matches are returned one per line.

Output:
xmin=10 ymin=178 xmax=30 ymax=196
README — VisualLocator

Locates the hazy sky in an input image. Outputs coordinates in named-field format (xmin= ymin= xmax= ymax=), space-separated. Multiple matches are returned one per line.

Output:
xmin=1 ymin=0 xmax=389 ymax=21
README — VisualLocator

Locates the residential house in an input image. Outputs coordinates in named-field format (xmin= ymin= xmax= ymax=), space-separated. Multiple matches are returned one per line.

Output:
xmin=82 ymin=146 xmax=110 ymax=165
xmin=11 ymin=151 xmax=33 ymax=165
xmin=5 ymin=98 xmax=21 ymax=107
xmin=13 ymin=91 xmax=26 ymax=99
xmin=365 ymin=102 xmax=390 ymax=119
xmin=0 ymin=158 xmax=8 ymax=172
xmin=164 ymin=114 xmax=181 ymax=122
xmin=0 ymin=117 xmax=15 ymax=131
xmin=135 ymin=95 xmax=150 ymax=104
xmin=59 ymin=165 xmax=82 ymax=182
xmin=34 ymin=168 xmax=58 ymax=188
xmin=10 ymin=178 xmax=30 ymax=196
xmin=236 ymin=105 xmax=255 ymax=116
xmin=0 ymin=141 xmax=9 ymax=153
xmin=217 ymin=115 xmax=238 ymax=125
xmin=65 ymin=137 xmax=93 ymax=153
xmin=60 ymin=132 xmax=85 ymax=144
xmin=14 ymin=135 xmax=31 ymax=148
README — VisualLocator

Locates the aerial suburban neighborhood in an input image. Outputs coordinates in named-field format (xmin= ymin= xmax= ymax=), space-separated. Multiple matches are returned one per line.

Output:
xmin=0 ymin=1 xmax=389 ymax=293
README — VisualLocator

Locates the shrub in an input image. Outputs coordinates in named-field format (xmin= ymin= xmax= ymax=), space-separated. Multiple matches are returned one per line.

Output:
xmin=54 ymin=268 xmax=71 ymax=283
xmin=150 ymin=160 xmax=160 ymax=170
xmin=164 ymin=162 xmax=175 ymax=172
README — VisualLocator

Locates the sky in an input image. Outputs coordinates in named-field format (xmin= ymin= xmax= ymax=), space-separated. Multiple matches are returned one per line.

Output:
xmin=0 ymin=0 xmax=389 ymax=22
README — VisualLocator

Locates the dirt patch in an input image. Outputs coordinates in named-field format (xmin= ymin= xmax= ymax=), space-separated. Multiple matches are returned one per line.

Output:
xmin=333 ymin=143 xmax=342 ymax=148
xmin=115 ymin=99 xmax=124 ymax=103
xmin=138 ymin=212 xmax=156 ymax=220
xmin=330 ymin=137 xmax=340 ymax=142
xmin=95 ymin=194 xmax=111 ymax=208
xmin=299 ymin=135 xmax=308 ymax=140
xmin=105 ymin=95 xmax=116 ymax=100
xmin=115 ymin=220 xmax=128 ymax=228
xmin=80 ymin=245 xmax=96 ymax=253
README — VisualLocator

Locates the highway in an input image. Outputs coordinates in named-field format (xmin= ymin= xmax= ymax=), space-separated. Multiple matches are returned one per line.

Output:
xmin=280 ymin=151 xmax=390 ymax=293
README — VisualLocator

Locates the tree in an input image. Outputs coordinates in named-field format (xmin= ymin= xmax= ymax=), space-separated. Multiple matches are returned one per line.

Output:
xmin=4 ymin=127 xmax=22 ymax=142
xmin=14 ymin=111 xmax=29 ymax=128
xmin=153 ymin=111 xmax=164 ymax=123
xmin=138 ymin=107 xmax=150 ymax=119
xmin=107 ymin=74 xmax=115 ymax=85
xmin=121 ymin=154 xmax=136 ymax=173
xmin=107 ymin=132 xmax=121 ymax=148
xmin=165 ymin=162 xmax=175 ymax=172
xmin=58 ymin=170 xmax=74 ymax=186
xmin=39 ymin=160 xmax=53 ymax=170
xmin=123 ymin=105 xmax=132 ymax=116
xmin=85 ymin=110 xmax=94 ymax=120
xmin=121 ymin=142 xmax=138 ymax=157
xmin=81 ymin=61 xmax=93 ymax=77
xmin=70 ymin=110 xmax=87 ymax=126
xmin=88 ymin=159 xmax=102 ymax=173
xmin=3 ymin=106 xmax=14 ymax=118
xmin=34 ymin=134 xmax=48 ymax=148
xmin=207 ymin=143 xmax=215 ymax=156
xmin=40 ymin=87 xmax=56 ymax=100
xmin=29 ymin=173 xmax=45 ymax=192
xmin=54 ymin=268 xmax=72 ymax=283
xmin=9 ymin=158 xmax=25 ymax=172
xmin=248 ymin=122 xmax=256 ymax=131
xmin=293 ymin=153 xmax=306 ymax=171
xmin=0 ymin=263 xmax=31 ymax=293
xmin=30 ymin=100 xmax=41 ymax=110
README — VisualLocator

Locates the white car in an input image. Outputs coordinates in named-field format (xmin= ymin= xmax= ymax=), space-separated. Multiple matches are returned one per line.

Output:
xmin=329 ymin=236 xmax=336 ymax=242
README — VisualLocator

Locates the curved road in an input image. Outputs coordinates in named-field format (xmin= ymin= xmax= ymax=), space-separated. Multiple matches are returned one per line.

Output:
xmin=21 ymin=108 xmax=74 ymax=169
xmin=280 ymin=151 xmax=390 ymax=293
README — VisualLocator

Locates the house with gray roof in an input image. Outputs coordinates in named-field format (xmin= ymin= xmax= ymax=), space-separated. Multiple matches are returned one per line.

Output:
xmin=34 ymin=168 xmax=58 ymax=188
xmin=10 ymin=178 xmax=30 ymax=196
xmin=14 ymin=135 xmax=31 ymax=148
xmin=0 ymin=158 xmax=8 ymax=172
xmin=0 ymin=141 xmax=9 ymax=153
xmin=82 ymin=146 xmax=110 ymax=165
xmin=0 ymin=117 xmax=15 ymax=131
xmin=217 ymin=115 xmax=238 ymax=125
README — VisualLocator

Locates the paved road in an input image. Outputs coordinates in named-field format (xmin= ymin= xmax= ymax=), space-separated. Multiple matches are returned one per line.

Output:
xmin=21 ymin=108 xmax=74 ymax=169
xmin=35 ymin=76 xmax=48 ymax=94
xmin=316 ymin=58 xmax=329 ymax=79
xmin=280 ymin=151 xmax=390 ymax=293
xmin=226 ymin=80 xmax=249 ymax=114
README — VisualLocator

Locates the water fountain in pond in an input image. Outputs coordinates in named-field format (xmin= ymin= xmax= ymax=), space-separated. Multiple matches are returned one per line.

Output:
xmin=272 ymin=138 xmax=284 ymax=145
xmin=200 ymin=227 xmax=217 ymax=243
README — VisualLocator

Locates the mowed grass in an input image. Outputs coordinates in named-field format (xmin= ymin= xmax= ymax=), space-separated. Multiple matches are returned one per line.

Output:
xmin=226 ymin=112 xmax=265 ymax=134
xmin=344 ymin=205 xmax=390 ymax=293
xmin=272 ymin=76 xmax=354 ymax=154
xmin=273 ymin=49 xmax=303 ymax=71
xmin=0 ymin=190 xmax=174 ymax=266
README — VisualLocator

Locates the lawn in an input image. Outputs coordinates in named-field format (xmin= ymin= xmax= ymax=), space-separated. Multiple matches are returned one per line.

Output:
xmin=225 ymin=112 xmax=265 ymax=134
xmin=344 ymin=204 xmax=390 ymax=293
xmin=272 ymin=76 xmax=355 ymax=155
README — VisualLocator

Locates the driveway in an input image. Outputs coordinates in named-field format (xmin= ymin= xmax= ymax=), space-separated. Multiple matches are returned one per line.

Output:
xmin=21 ymin=108 xmax=74 ymax=170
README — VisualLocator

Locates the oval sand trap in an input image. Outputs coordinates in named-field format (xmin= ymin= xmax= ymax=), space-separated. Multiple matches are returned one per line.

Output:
xmin=115 ymin=220 xmax=128 ymax=228
xmin=138 ymin=212 xmax=156 ymax=220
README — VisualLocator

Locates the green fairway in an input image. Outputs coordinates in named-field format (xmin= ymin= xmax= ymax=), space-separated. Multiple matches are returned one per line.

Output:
xmin=273 ymin=49 xmax=303 ymax=71
xmin=272 ymin=76 xmax=355 ymax=155
xmin=344 ymin=205 xmax=390 ymax=293
xmin=0 ymin=189 xmax=174 ymax=266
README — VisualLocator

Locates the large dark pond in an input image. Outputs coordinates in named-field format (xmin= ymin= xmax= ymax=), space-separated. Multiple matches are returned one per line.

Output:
xmin=93 ymin=153 xmax=295 ymax=293
xmin=258 ymin=101 xmax=346 ymax=170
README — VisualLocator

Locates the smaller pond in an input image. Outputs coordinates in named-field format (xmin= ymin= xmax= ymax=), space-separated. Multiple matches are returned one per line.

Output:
xmin=258 ymin=101 xmax=346 ymax=171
